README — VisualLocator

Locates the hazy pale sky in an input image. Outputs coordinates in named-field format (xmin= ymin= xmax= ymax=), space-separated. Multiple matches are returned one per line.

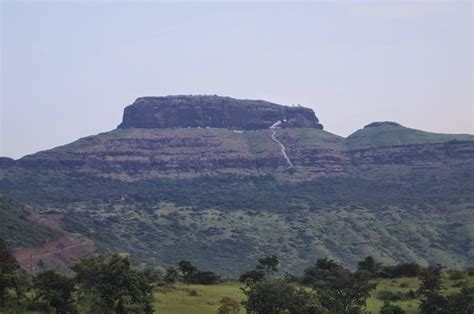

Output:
xmin=1 ymin=1 xmax=473 ymax=159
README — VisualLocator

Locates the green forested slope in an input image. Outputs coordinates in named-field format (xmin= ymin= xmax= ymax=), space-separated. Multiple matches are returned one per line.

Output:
xmin=0 ymin=198 xmax=59 ymax=249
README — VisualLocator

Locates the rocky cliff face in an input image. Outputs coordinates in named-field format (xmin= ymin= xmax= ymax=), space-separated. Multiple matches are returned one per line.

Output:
xmin=2 ymin=96 xmax=473 ymax=182
xmin=117 ymin=95 xmax=324 ymax=130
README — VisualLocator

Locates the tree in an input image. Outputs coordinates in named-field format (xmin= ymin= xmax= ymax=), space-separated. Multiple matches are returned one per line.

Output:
xmin=418 ymin=265 xmax=443 ymax=296
xmin=242 ymin=278 xmax=323 ymax=314
xmin=302 ymin=257 xmax=342 ymax=284
xmin=419 ymin=286 xmax=474 ymax=314
xmin=73 ymin=254 xmax=153 ymax=313
xmin=305 ymin=258 xmax=376 ymax=313
xmin=419 ymin=293 xmax=449 ymax=314
xmin=189 ymin=271 xmax=220 ymax=285
xmin=357 ymin=256 xmax=382 ymax=276
xmin=447 ymin=286 xmax=474 ymax=313
xmin=256 ymin=255 xmax=279 ymax=277
xmin=381 ymin=262 xmax=422 ymax=278
xmin=164 ymin=266 xmax=178 ymax=284
xmin=0 ymin=238 xmax=20 ymax=309
xmin=239 ymin=270 xmax=265 ymax=283
xmin=33 ymin=270 xmax=75 ymax=314
xmin=178 ymin=260 xmax=198 ymax=283
xmin=142 ymin=264 xmax=163 ymax=284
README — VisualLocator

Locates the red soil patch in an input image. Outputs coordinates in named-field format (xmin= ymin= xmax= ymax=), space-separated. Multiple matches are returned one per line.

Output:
xmin=12 ymin=209 xmax=95 ymax=275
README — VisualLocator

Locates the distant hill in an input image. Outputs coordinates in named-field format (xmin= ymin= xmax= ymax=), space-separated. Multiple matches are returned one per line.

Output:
xmin=1 ymin=95 xmax=473 ymax=276
xmin=344 ymin=121 xmax=473 ymax=149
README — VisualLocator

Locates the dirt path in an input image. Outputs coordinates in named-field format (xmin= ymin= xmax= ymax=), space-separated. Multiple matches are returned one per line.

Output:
xmin=269 ymin=126 xmax=293 ymax=169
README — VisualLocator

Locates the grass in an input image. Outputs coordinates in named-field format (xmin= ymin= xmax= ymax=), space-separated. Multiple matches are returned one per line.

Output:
xmin=154 ymin=275 xmax=474 ymax=314
xmin=154 ymin=282 xmax=245 ymax=314
xmin=343 ymin=124 xmax=473 ymax=150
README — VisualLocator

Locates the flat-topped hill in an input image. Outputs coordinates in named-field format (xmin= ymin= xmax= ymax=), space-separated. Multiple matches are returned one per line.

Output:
xmin=117 ymin=95 xmax=324 ymax=130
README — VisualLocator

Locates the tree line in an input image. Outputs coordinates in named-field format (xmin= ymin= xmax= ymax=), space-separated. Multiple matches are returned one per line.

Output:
xmin=1 ymin=239 xmax=473 ymax=313
xmin=233 ymin=255 xmax=474 ymax=314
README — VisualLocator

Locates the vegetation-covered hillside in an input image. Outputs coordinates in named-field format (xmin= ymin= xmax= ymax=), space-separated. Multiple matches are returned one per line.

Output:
xmin=1 ymin=98 xmax=473 ymax=276
xmin=0 ymin=198 xmax=59 ymax=249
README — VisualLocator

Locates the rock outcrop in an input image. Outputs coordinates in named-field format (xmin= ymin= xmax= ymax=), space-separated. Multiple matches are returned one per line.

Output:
xmin=4 ymin=96 xmax=474 ymax=181
xmin=117 ymin=95 xmax=324 ymax=130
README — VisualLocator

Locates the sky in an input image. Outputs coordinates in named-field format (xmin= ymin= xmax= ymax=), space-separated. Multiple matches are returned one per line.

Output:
xmin=1 ymin=1 xmax=472 ymax=159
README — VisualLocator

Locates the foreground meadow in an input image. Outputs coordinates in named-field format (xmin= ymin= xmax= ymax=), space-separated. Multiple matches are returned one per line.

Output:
xmin=154 ymin=275 xmax=473 ymax=314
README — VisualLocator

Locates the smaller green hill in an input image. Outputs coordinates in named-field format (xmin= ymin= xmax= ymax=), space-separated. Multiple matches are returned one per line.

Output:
xmin=0 ymin=198 xmax=59 ymax=249
xmin=344 ymin=121 xmax=473 ymax=149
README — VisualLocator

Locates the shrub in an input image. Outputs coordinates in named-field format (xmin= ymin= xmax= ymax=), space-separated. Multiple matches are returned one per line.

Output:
xmin=380 ymin=301 xmax=405 ymax=314
xmin=377 ymin=290 xmax=404 ymax=302
xmin=189 ymin=271 xmax=220 ymax=285
xmin=377 ymin=290 xmax=417 ymax=302
xmin=217 ymin=297 xmax=240 ymax=314
xmin=448 ymin=270 xmax=465 ymax=281
xmin=466 ymin=267 xmax=474 ymax=276
xmin=452 ymin=280 xmax=468 ymax=288
xmin=242 ymin=279 xmax=322 ymax=314
xmin=381 ymin=263 xmax=422 ymax=278
xmin=186 ymin=288 xmax=198 ymax=296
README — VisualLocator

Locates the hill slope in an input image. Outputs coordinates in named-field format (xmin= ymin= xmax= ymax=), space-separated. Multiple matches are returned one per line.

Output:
xmin=0 ymin=198 xmax=59 ymax=249
xmin=0 ymin=96 xmax=473 ymax=276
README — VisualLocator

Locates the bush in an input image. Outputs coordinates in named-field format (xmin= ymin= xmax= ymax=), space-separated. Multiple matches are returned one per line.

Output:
xmin=377 ymin=290 xmax=417 ymax=302
xmin=380 ymin=301 xmax=405 ymax=314
xmin=452 ymin=280 xmax=468 ymax=288
xmin=186 ymin=288 xmax=198 ymax=296
xmin=189 ymin=271 xmax=220 ymax=285
xmin=217 ymin=297 xmax=240 ymax=314
xmin=242 ymin=279 xmax=322 ymax=313
xmin=377 ymin=290 xmax=404 ymax=302
xmin=381 ymin=263 xmax=422 ymax=278
xmin=466 ymin=267 xmax=474 ymax=276
xmin=448 ymin=270 xmax=465 ymax=280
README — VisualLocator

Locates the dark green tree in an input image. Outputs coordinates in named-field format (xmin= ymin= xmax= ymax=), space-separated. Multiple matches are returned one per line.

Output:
xmin=189 ymin=271 xmax=220 ymax=285
xmin=417 ymin=264 xmax=450 ymax=314
xmin=419 ymin=286 xmax=474 ymax=314
xmin=418 ymin=265 xmax=443 ymax=296
xmin=239 ymin=270 xmax=265 ymax=283
xmin=0 ymin=239 xmax=21 ymax=309
xmin=73 ymin=254 xmax=153 ymax=314
xmin=164 ymin=266 xmax=178 ymax=284
xmin=419 ymin=293 xmax=449 ymax=314
xmin=381 ymin=263 xmax=422 ymax=278
xmin=178 ymin=260 xmax=198 ymax=283
xmin=242 ymin=278 xmax=323 ymax=314
xmin=305 ymin=258 xmax=376 ymax=313
xmin=358 ymin=256 xmax=382 ymax=276
xmin=256 ymin=255 xmax=279 ymax=277
xmin=303 ymin=257 xmax=342 ymax=284
xmin=447 ymin=286 xmax=474 ymax=313
xmin=33 ymin=270 xmax=75 ymax=314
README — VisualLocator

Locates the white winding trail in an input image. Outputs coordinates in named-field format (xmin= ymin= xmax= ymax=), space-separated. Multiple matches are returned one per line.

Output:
xmin=269 ymin=121 xmax=293 ymax=169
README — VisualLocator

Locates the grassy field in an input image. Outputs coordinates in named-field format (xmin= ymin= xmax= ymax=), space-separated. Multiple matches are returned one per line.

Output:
xmin=154 ymin=282 xmax=245 ymax=314
xmin=154 ymin=274 xmax=473 ymax=314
